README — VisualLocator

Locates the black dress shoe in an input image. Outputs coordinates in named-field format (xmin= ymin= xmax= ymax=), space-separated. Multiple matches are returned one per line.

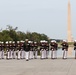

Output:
xmin=26 ymin=59 xmax=29 ymax=61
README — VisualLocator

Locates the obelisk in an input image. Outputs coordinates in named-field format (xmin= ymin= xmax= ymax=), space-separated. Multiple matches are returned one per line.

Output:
xmin=67 ymin=0 xmax=73 ymax=56
xmin=67 ymin=0 xmax=72 ymax=42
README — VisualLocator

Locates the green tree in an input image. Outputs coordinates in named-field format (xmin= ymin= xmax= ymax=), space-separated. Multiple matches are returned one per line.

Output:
xmin=0 ymin=25 xmax=50 ymax=42
xmin=17 ymin=31 xmax=26 ymax=41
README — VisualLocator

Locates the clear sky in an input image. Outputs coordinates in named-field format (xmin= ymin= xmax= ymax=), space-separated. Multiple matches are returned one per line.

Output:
xmin=0 ymin=0 xmax=76 ymax=40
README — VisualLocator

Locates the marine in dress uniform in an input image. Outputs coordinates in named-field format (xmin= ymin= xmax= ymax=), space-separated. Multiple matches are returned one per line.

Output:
xmin=17 ymin=41 xmax=21 ymax=60
xmin=54 ymin=41 xmax=58 ymax=59
xmin=40 ymin=40 xmax=45 ymax=59
xmin=9 ymin=41 xmax=13 ymax=59
xmin=20 ymin=40 xmax=25 ymax=59
xmin=45 ymin=41 xmax=49 ymax=59
xmin=33 ymin=42 xmax=38 ymax=59
xmin=23 ymin=39 xmax=30 ymax=61
xmin=12 ymin=41 xmax=16 ymax=59
xmin=0 ymin=41 xmax=5 ymax=59
xmin=50 ymin=40 xmax=57 ymax=59
xmin=61 ymin=40 xmax=68 ymax=59
xmin=29 ymin=41 xmax=34 ymax=59
xmin=28 ymin=41 xmax=32 ymax=59
xmin=0 ymin=41 xmax=1 ymax=59
xmin=74 ymin=40 xmax=76 ymax=59
xmin=6 ymin=41 xmax=10 ymax=60
xmin=1 ymin=42 xmax=5 ymax=59
xmin=43 ymin=41 xmax=47 ymax=59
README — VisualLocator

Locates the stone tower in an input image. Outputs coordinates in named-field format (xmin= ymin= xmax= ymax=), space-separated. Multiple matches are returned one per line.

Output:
xmin=67 ymin=0 xmax=72 ymax=42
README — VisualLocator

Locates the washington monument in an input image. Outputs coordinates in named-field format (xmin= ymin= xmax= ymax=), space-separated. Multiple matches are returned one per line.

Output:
xmin=67 ymin=0 xmax=72 ymax=42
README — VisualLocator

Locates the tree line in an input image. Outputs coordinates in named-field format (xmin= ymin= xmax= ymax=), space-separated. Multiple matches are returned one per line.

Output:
xmin=0 ymin=25 xmax=49 ymax=43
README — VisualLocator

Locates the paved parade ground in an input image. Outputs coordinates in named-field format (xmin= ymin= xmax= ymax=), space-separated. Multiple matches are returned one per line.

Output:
xmin=0 ymin=58 xmax=76 ymax=75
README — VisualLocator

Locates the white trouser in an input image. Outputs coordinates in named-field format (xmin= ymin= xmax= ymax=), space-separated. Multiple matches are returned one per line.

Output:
xmin=34 ymin=51 xmax=38 ymax=59
xmin=46 ymin=50 xmax=49 ymax=58
xmin=31 ymin=51 xmax=34 ymax=59
xmin=0 ymin=50 xmax=4 ymax=59
xmin=62 ymin=50 xmax=67 ymax=59
xmin=25 ymin=51 xmax=29 ymax=60
xmin=9 ymin=50 xmax=11 ymax=59
xmin=41 ymin=49 xmax=44 ymax=59
xmin=54 ymin=50 xmax=57 ymax=58
xmin=10 ymin=50 xmax=13 ymax=59
xmin=21 ymin=50 xmax=25 ymax=59
xmin=21 ymin=50 xmax=23 ymax=59
xmin=7 ymin=51 xmax=10 ymax=59
xmin=75 ymin=50 xmax=76 ymax=58
xmin=44 ymin=49 xmax=46 ymax=58
xmin=29 ymin=51 xmax=33 ymax=59
xmin=0 ymin=51 xmax=3 ymax=59
xmin=23 ymin=51 xmax=25 ymax=59
xmin=17 ymin=50 xmax=21 ymax=59
xmin=2 ymin=50 xmax=4 ymax=59
xmin=51 ymin=50 xmax=55 ymax=58
xmin=13 ymin=50 xmax=16 ymax=59
xmin=0 ymin=51 xmax=1 ymax=59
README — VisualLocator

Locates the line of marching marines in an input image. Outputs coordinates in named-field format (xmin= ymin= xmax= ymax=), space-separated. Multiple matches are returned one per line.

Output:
xmin=0 ymin=39 xmax=76 ymax=61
